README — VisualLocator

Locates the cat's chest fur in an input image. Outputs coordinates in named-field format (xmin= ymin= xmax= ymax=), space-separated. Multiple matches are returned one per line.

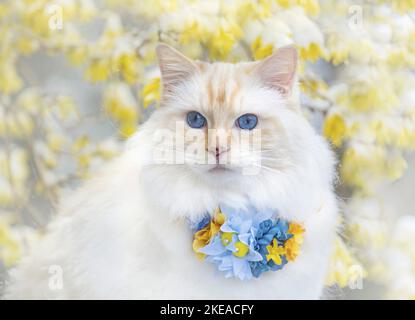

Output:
xmin=118 ymin=167 xmax=337 ymax=299
xmin=120 ymin=199 xmax=335 ymax=299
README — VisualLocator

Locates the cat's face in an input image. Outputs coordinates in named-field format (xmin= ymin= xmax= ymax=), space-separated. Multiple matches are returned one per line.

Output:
xmin=150 ymin=44 xmax=300 ymax=184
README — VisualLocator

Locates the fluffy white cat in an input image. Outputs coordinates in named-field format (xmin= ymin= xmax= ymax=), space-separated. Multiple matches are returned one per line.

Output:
xmin=4 ymin=44 xmax=338 ymax=299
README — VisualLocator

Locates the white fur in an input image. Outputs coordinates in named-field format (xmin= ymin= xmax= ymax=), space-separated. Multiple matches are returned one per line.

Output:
xmin=4 ymin=58 xmax=338 ymax=300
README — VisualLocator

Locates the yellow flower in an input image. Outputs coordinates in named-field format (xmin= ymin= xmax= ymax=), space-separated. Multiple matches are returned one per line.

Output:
xmin=323 ymin=114 xmax=347 ymax=148
xmin=17 ymin=36 xmax=38 ymax=55
xmin=221 ymin=232 xmax=233 ymax=246
xmin=72 ymin=135 xmax=89 ymax=153
xmin=179 ymin=21 xmax=208 ymax=45
xmin=251 ymin=36 xmax=273 ymax=60
xmin=233 ymin=241 xmax=249 ymax=258
xmin=288 ymin=222 xmax=305 ymax=238
xmin=266 ymin=238 xmax=286 ymax=265
xmin=276 ymin=0 xmax=319 ymax=15
xmin=326 ymin=236 xmax=366 ymax=288
xmin=141 ymin=78 xmax=161 ymax=108
xmin=104 ymin=82 xmax=139 ymax=137
xmin=284 ymin=238 xmax=300 ymax=262
xmin=67 ymin=47 xmax=88 ymax=66
xmin=300 ymin=43 xmax=323 ymax=62
xmin=56 ymin=95 xmax=77 ymax=119
xmin=208 ymin=27 xmax=237 ymax=60
xmin=120 ymin=122 xmax=138 ymax=138
xmin=46 ymin=134 xmax=66 ymax=152
xmin=192 ymin=208 xmax=225 ymax=259
xmin=299 ymin=0 xmax=320 ymax=16
xmin=0 ymin=219 xmax=21 ymax=267
xmin=284 ymin=222 xmax=305 ymax=262
xmin=0 ymin=63 xmax=22 ymax=95
xmin=77 ymin=153 xmax=91 ymax=168
xmin=85 ymin=59 xmax=111 ymax=82
xmin=326 ymin=34 xmax=350 ymax=65
xmin=275 ymin=0 xmax=291 ymax=9
xmin=117 ymin=53 xmax=139 ymax=84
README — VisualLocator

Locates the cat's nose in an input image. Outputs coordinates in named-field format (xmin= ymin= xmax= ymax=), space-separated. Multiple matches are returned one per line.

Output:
xmin=214 ymin=147 xmax=221 ymax=158
xmin=208 ymin=146 xmax=229 ymax=159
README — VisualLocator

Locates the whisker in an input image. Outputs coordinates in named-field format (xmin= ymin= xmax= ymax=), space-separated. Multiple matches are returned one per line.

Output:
xmin=249 ymin=164 xmax=283 ymax=175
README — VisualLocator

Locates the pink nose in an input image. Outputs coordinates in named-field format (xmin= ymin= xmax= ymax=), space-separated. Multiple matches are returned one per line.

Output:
xmin=215 ymin=147 xmax=220 ymax=158
xmin=209 ymin=147 xmax=229 ymax=159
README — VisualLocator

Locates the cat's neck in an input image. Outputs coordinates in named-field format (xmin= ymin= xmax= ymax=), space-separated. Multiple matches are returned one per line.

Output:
xmin=125 ymin=127 xmax=334 ymax=223
xmin=138 ymin=161 xmax=327 ymax=223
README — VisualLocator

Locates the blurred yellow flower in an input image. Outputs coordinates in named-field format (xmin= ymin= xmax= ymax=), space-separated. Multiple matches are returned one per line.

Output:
xmin=300 ymin=43 xmax=323 ymax=62
xmin=116 ymin=53 xmax=139 ymax=84
xmin=0 ymin=63 xmax=22 ymax=95
xmin=251 ymin=36 xmax=273 ymax=60
xmin=141 ymin=78 xmax=161 ymax=108
xmin=0 ymin=219 xmax=21 ymax=267
xmin=323 ymin=114 xmax=347 ymax=148
xmin=208 ymin=27 xmax=238 ymax=60
xmin=326 ymin=236 xmax=366 ymax=288
xmin=104 ymin=82 xmax=139 ymax=137
xmin=276 ymin=0 xmax=320 ymax=16
xmin=85 ymin=59 xmax=111 ymax=82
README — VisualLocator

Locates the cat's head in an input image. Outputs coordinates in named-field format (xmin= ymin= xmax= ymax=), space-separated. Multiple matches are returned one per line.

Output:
xmin=147 ymin=43 xmax=306 ymax=185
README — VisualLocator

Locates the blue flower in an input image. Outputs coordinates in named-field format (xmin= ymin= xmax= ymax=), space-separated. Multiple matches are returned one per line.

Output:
xmin=198 ymin=233 xmax=263 ymax=280
xmin=249 ymin=218 xmax=292 ymax=276
xmin=273 ymin=219 xmax=291 ymax=241
xmin=206 ymin=251 xmax=256 ymax=280
xmin=256 ymin=219 xmax=273 ymax=238
xmin=249 ymin=260 xmax=270 ymax=278
xmin=194 ymin=205 xmax=300 ymax=280
xmin=197 ymin=204 xmax=269 ymax=280
xmin=268 ymin=255 xmax=288 ymax=271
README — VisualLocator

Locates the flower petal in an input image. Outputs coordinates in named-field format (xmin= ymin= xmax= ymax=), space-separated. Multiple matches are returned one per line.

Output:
xmin=232 ymin=257 xmax=252 ymax=280
xmin=238 ymin=233 xmax=251 ymax=245
xmin=198 ymin=235 xmax=226 ymax=255
xmin=245 ymin=249 xmax=263 ymax=262
xmin=220 ymin=222 xmax=236 ymax=233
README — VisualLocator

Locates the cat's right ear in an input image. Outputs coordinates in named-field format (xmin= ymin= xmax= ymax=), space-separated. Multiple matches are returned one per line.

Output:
xmin=253 ymin=45 xmax=297 ymax=97
xmin=156 ymin=44 xmax=199 ymax=94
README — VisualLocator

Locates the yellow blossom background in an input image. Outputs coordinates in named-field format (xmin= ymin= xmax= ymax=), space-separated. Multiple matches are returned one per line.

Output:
xmin=1 ymin=0 xmax=415 ymax=299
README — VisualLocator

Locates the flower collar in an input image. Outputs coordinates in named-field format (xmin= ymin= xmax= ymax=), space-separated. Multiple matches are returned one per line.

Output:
xmin=191 ymin=205 xmax=305 ymax=280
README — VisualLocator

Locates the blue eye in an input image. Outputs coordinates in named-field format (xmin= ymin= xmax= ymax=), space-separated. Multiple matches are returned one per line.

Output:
xmin=186 ymin=111 xmax=206 ymax=129
xmin=236 ymin=114 xmax=258 ymax=130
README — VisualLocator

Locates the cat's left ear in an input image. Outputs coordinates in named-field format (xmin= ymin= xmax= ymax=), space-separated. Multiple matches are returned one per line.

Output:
xmin=156 ymin=43 xmax=199 ymax=94
xmin=253 ymin=46 xmax=297 ymax=97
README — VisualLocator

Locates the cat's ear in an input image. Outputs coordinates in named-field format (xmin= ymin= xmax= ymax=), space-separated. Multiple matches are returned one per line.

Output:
xmin=156 ymin=43 xmax=199 ymax=93
xmin=253 ymin=46 xmax=297 ymax=97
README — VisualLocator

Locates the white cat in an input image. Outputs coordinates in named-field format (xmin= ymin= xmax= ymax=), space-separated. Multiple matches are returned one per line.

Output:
xmin=4 ymin=44 xmax=338 ymax=299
